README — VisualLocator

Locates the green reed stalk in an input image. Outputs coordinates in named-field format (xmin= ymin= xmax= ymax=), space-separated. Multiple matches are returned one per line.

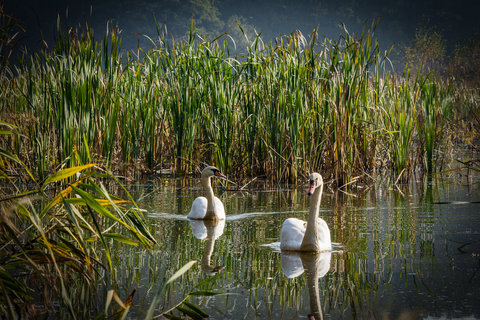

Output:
xmin=0 ymin=19 xmax=465 ymax=184
xmin=416 ymin=74 xmax=454 ymax=173
xmin=381 ymin=69 xmax=417 ymax=175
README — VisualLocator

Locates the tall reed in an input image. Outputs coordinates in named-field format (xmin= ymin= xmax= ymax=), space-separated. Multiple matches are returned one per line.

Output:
xmin=0 ymin=19 xmax=467 ymax=186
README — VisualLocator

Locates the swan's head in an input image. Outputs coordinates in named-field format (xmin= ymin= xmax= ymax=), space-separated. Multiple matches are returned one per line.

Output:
xmin=202 ymin=166 xmax=226 ymax=179
xmin=307 ymin=172 xmax=323 ymax=196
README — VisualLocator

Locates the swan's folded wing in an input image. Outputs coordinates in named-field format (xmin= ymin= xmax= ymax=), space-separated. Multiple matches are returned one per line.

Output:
xmin=316 ymin=217 xmax=332 ymax=251
xmin=280 ymin=218 xmax=306 ymax=251
xmin=187 ymin=197 xmax=207 ymax=219
xmin=213 ymin=197 xmax=226 ymax=220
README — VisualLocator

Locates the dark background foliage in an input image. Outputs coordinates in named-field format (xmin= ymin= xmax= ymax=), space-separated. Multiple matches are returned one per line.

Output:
xmin=5 ymin=0 xmax=480 ymax=60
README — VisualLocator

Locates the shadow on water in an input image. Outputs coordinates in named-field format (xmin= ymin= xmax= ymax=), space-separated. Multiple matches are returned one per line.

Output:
xmin=107 ymin=176 xmax=480 ymax=319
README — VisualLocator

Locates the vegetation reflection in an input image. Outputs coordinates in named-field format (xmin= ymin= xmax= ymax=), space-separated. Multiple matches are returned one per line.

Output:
xmin=118 ymin=178 xmax=479 ymax=319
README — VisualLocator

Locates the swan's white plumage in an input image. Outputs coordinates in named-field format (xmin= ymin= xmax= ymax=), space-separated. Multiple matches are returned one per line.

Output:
xmin=280 ymin=217 xmax=331 ymax=251
xmin=280 ymin=218 xmax=307 ymax=251
xmin=280 ymin=172 xmax=332 ymax=252
xmin=187 ymin=166 xmax=226 ymax=220
xmin=280 ymin=251 xmax=305 ymax=278
xmin=187 ymin=196 xmax=225 ymax=220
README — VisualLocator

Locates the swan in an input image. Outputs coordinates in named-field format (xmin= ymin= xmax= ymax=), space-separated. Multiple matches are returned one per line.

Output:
xmin=281 ymin=251 xmax=331 ymax=320
xmin=187 ymin=166 xmax=226 ymax=220
xmin=280 ymin=172 xmax=331 ymax=252
xmin=190 ymin=219 xmax=225 ymax=276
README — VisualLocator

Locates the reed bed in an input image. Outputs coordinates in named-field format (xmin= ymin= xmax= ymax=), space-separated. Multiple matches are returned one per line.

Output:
xmin=0 ymin=139 xmax=157 ymax=317
xmin=1 ymin=20 xmax=474 ymax=186
xmin=0 ymin=121 xmax=217 ymax=319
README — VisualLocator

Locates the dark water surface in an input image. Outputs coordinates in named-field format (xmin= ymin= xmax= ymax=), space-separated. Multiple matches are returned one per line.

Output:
xmin=115 ymin=177 xmax=480 ymax=319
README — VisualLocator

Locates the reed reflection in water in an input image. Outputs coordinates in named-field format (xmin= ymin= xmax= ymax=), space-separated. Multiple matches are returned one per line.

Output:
xmin=116 ymin=177 xmax=480 ymax=319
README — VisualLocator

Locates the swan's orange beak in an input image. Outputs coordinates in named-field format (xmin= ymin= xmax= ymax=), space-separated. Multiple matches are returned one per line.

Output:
xmin=307 ymin=181 xmax=315 ymax=196
xmin=215 ymin=171 xmax=226 ymax=179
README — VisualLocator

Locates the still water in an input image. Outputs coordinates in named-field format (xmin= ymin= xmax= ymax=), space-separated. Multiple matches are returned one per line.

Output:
xmin=113 ymin=177 xmax=480 ymax=319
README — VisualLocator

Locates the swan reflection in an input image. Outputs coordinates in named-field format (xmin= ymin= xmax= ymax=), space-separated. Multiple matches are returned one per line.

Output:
xmin=190 ymin=219 xmax=225 ymax=276
xmin=281 ymin=251 xmax=332 ymax=320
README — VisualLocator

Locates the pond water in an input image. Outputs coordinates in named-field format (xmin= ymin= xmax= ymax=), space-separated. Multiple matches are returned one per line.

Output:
xmin=112 ymin=176 xmax=480 ymax=319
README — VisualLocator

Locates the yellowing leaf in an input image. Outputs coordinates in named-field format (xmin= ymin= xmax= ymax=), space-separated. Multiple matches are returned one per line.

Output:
xmin=42 ymin=164 xmax=97 ymax=188
xmin=40 ymin=180 xmax=81 ymax=218
xmin=65 ymin=198 xmax=131 ymax=206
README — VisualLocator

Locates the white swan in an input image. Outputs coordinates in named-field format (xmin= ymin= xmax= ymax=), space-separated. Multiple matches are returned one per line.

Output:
xmin=280 ymin=172 xmax=332 ymax=252
xmin=281 ymin=251 xmax=331 ymax=320
xmin=190 ymin=219 xmax=225 ymax=276
xmin=187 ymin=166 xmax=226 ymax=220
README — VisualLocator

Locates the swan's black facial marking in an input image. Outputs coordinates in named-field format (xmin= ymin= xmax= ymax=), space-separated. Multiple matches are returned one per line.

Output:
xmin=211 ymin=167 xmax=226 ymax=178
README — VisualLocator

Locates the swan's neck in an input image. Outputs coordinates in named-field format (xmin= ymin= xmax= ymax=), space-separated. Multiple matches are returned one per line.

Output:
xmin=201 ymin=175 xmax=217 ymax=219
xmin=300 ymin=184 xmax=323 ymax=251
xmin=201 ymin=235 xmax=215 ymax=267
xmin=303 ymin=255 xmax=323 ymax=320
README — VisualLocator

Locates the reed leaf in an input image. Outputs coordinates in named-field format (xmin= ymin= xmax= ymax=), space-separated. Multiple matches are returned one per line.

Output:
xmin=166 ymin=260 xmax=197 ymax=286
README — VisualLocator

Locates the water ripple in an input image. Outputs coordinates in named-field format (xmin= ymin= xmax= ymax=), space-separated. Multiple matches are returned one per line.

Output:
xmin=148 ymin=210 xmax=308 ymax=221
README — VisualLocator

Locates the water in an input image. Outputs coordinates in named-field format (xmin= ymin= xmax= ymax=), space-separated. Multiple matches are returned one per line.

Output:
xmin=113 ymin=177 xmax=480 ymax=319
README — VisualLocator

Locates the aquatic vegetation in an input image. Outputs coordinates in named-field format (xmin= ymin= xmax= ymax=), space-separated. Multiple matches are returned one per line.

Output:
xmin=0 ymin=128 xmax=149 ymax=317
xmin=2 ymin=10 xmax=478 ymax=318
xmin=0 ymin=121 xmax=219 ymax=319
xmin=0 ymin=19 xmax=476 ymax=187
